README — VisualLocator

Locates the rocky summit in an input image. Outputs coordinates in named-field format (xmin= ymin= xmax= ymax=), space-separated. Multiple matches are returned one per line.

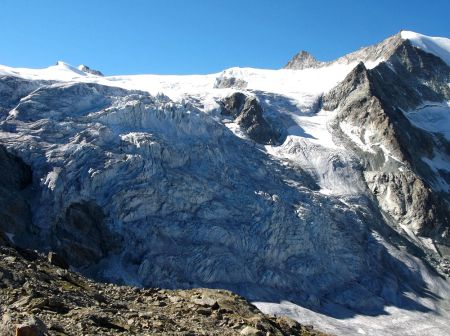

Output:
xmin=1 ymin=31 xmax=450 ymax=335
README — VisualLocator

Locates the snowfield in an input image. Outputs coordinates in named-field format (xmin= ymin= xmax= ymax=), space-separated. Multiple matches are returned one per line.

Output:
xmin=401 ymin=31 xmax=450 ymax=66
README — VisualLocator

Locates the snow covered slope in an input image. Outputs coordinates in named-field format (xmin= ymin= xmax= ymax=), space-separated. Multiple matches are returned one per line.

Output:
xmin=1 ymin=31 xmax=450 ymax=336
xmin=401 ymin=30 xmax=450 ymax=66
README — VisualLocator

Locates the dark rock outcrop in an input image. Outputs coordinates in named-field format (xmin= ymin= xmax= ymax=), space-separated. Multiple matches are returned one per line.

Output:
xmin=221 ymin=93 xmax=279 ymax=145
xmin=47 ymin=251 xmax=69 ymax=269
xmin=0 ymin=145 xmax=33 ymax=246
xmin=372 ymin=39 xmax=450 ymax=111
xmin=52 ymin=201 xmax=121 ymax=268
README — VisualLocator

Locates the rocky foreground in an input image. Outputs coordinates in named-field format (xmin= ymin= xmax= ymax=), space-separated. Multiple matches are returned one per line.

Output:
xmin=0 ymin=242 xmax=329 ymax=336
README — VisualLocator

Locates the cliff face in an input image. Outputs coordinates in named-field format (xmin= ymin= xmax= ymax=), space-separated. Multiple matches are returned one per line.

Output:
xmin=323 ymin=40 xmax=450 ymax=261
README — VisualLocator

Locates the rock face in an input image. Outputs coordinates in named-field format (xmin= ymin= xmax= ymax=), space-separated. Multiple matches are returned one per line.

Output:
xmin=365 ymin=171 xmax=446 ymax=235
xmin=284 ymin=51 xmax=324 ymax=70
xmin=220 ymin=92 xmax=280 ymax=145
xmin=14 ymin=316 xmax=47 ymax=336
xmin=0 ymin=245 xmax=328 ymax=336
xmin=323 ymin=38 xmax=450 ymax=259
xmin=284 ymin=33 xmax=405 ymax=70
xmin=52 ymin=201 xmax=121 ymax=268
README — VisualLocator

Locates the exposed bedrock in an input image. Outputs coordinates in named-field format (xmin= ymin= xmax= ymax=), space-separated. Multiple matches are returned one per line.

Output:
xmin=220 ymin=92 xmax=280 ymax=145
xmin=51 ymin=201 xmax=122 ymax=268
xmin=323 ymin=40 xmax=450 ymax=256
xmin=284 ymin=50 xmax=324 ymax=70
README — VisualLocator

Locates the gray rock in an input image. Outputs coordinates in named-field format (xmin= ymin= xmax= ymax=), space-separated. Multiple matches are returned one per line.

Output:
xmin=284 ymin=51 xmax=324 ymax=70
xmin=240 ymin=326 xmax=263 ymax=335
xmin=15 ymin=316 xmax=47 ymax=336
xmin=323 ymin=38 xmax=450 ymax=257
xmin=221 ymin=92 xmax=279 ymax=145
xmin=78 ymin=65 xmax=104 ymax=77
xmin=284 ymin=32 xmax=404 ymax=70
xmin=214 ymin=76 xmax=247 ymax=89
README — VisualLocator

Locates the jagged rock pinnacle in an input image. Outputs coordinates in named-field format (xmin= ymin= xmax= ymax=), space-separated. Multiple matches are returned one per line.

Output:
xmin=284 ymin=50 xmax=324 ymax=70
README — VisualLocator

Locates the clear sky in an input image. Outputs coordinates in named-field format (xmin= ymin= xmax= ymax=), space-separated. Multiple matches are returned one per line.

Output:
xmin=1 ymin=0 xmax=449 ymax=75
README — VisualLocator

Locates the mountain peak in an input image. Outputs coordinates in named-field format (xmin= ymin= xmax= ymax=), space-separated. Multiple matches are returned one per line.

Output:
xmin=284 ymin=50 xmax=324 ymax=70
xmin=284 ymin=31 xmax=450 ymax=72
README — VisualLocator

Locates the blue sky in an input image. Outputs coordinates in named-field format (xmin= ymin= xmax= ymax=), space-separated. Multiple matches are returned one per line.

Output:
xmin=1 ymin=0 xmax=449 ymax=75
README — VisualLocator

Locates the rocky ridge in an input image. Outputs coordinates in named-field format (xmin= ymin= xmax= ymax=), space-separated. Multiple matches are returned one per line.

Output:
xmin=323 ymin=36 xmax=450 ymax=266
xmin=284 ymin=32 xmax=404 ymax=70
xmin=284 ymin=51 xmax=324 ymax=70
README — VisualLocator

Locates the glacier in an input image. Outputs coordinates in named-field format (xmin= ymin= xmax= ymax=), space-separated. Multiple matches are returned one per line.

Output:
xmin=1 ymin=31 xmax=450 ymax=335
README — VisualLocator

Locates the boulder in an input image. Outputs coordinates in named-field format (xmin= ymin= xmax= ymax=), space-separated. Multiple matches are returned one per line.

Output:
xmin=47 ymin=252 xmax=69 ymax=269
xmin=15 ymin=316 xmax=46 ymax=336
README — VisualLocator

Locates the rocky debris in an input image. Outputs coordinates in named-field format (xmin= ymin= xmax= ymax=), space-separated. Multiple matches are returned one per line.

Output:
xmin=284 ymin=51 xmax=324 ymax=70
xmin=0 ymin=245 xmax=330 ymax=336
xmin=77 ymin=65 xmax=104 ymax=77
xmin=220 ymin=92 xmax=279 ymax=145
